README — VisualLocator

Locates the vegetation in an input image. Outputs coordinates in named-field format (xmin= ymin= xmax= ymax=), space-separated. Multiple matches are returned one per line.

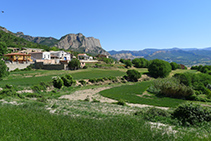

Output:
xmin=148 ymin=78 xmax=194 ymax=99
xmin=68 ymin=58 xmax=81 ymax=70
xmin=52 ymin=76 xmax=63 ymax=89
xmin=172 ymin=103 xmax=211 ymax=126
xmin=132 ymin=58 xmax=149 ymax=68
xmin=126 ymin=69 xmax=141 ymax=82
xmin=148 ymin=59 xmax=172 ymax=78
xmin=0 ymin=60 xmax=9 ymax=80
xmin=170 ymin=62 xmax=181 ymax=70
xmin=0 ymin=30 xmax=50 ymax=50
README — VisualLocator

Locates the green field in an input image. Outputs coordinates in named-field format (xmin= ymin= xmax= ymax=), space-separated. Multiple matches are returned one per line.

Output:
xmin=0 ymin=68 xmax=126 ymax=87
xmin=100 ymin=81 xmax=185 ymax=107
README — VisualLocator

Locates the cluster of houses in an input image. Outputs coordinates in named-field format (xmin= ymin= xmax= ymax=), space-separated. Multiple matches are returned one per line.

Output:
xmin=4 ymin=47 xmax=107 ymax=70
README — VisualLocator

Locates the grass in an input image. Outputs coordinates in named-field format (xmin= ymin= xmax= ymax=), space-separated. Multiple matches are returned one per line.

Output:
xmin=0 ymin=103 xmax=179 ymax=141
xmin=0 ymin=68 xmax=126 ymax=87
xmin=100 ymin=81 xmax=185 ymax=108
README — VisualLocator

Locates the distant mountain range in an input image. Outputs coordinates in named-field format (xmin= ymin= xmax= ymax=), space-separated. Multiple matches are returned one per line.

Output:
xmin=109 ymin=48 xmax=211 ymax=66
xmin=0 ymin=26 xmax=109 ymax=55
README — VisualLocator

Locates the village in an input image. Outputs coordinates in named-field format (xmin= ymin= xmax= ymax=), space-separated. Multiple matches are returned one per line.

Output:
xmin=4 ymin=47 xmax=109 ymax=71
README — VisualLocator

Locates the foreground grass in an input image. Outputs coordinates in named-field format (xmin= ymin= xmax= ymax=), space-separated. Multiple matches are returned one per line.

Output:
xmin=0 ymin=103 xmax=177 ymax=141
xmin=100 ymin=81 xmax=185 ymax=108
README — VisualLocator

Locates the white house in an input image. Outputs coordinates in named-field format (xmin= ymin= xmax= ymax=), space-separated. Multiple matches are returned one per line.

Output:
xmin=30 ymin=52 xmax=51 ymax=60
xmin=50 ymin=51 xmax=71 ymax=61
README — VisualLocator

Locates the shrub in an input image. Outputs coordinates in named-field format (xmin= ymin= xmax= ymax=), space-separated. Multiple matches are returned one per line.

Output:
xmin=124 ymin=60 xmax=132 ymax=68
xmin=170 ymin=62 xmax=180 ymax=70
xmin=61 ymin=74 xmax=76 ymax=87
xmin=89 ymin=78 xmax=96 ymax=83
xmin=144 ymin=107 xmax=170 ymax=120
xmin=83 ymin=66 xmax=88 ymax=69
xmin=52 ymin=76 xmax=63 ymax=89
xmin=79 ymin=80 xmax=87 ymax=85
xmin=0 ymin=60 xmax=9 ymax=80
xmin=132 ymin=58 xmax=149 ymax=68
xmin=149 ymin=78 xmax=194 ymax=99
xmin=0 ymin=84 xmax=17 ymax=97
xmin=117 ymin=99 xmax=127 ymax=106
xmin=173 ymin=73 xmax=192 ymax=86
xmin=172 ymin=103 xmax=211 ymax=126
xmin=148 ymin=59 xmax=172 ymax=78
xmin=126 ymin=69 xmax=141 ymax=82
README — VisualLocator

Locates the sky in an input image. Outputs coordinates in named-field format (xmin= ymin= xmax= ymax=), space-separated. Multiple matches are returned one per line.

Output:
xmin=1 ymin=0 xmax=211 ymax=51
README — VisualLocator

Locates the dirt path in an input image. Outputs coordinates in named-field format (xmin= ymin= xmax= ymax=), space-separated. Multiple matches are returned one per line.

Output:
xmin=59 ymin=87 xmax=169 ymax=110
xmin=59 ymin=87 xmax=117 ymax=103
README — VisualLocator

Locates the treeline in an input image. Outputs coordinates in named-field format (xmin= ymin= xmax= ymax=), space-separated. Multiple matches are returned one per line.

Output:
xmin=0 ymin=30 xmax=50 ymax=51
xmin=191 ymin=65 xmax=211 ymax=74
xmin=120 ymin=58 xmax=182 ymax=78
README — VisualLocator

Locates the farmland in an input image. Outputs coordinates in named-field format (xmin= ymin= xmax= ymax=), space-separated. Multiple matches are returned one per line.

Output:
xmin=0 ymin=67 xmax=211 ymax=140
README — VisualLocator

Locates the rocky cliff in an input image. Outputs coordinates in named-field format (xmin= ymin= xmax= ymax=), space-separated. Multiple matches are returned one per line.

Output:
xmin=55 ymin=33 xmax=109 ymax=55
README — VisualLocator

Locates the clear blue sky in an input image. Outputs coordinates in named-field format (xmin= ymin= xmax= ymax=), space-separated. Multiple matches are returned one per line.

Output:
xmin=1 ymin=0 xmax=211 ymax=51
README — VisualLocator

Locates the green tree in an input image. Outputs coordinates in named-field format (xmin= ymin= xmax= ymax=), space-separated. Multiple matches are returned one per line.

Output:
xmin=170 ymin=62 xmax=180 ymax=70
xmin=0 ymin=60 xmax=9 ymax=80
xmin=68 ymin=58 xmax=81 ymax=70
xmin=124 ymin=60 xmax=132 ymax=68
xmin=132 ymin=58 xmax=149 ymax=68
xmin=0 ymin=42 xmax=7 ymax=57
xmin=126 ymin=69 xmax=141 ymax=82
xmin=148 ymin=59 xmax=172 ymax=78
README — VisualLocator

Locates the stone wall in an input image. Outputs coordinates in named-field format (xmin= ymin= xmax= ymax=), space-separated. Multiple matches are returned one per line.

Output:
xmin=6 ymin=62 xmax=33 ymax=71
xmin=35 ymin=62 xmax=68 ymax=70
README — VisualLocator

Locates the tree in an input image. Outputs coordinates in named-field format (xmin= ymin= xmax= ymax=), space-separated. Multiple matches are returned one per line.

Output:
xmin=170 ymin=62 xmax=179 ymax=70
xmin=148 ymin=59 xmax=172 ymax=78
xmin=0 ymin=60 xmax=9 ymax=80
xmin=0 ymin=42 xmax=7 ymax=57
xmin=132 ymin=58 xmax=149 ymax=68
xmin=126 ymin=69 xmax=141 ymax=82
xmin=124 ymin=60 xmax=132 ymax=68
xmin=68 ymin=58 xmax=81 ymax=70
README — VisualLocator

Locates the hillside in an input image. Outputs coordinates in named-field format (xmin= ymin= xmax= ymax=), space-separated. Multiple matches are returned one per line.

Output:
xmin=0 ymin=26 xmax=109 ymax=55
xmin=15 ymin=32 xmax=59 ymax=47
xmin=0 ymin=27 xmax=50 ymax=50
xmin=110 ymin=48 xmax=211 ymax=66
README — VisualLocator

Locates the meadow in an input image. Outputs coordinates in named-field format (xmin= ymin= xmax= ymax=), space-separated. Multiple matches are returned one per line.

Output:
xmin=0 ymin=67 xmax=211 ymax=140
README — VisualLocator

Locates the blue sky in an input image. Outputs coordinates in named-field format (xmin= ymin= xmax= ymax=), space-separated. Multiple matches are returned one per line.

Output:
xmin=1 ymin=0 xmax=211 ymax=51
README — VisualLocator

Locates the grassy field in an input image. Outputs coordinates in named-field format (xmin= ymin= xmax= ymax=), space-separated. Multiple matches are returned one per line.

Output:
xmin=0 ymin=103 xmax=177 ymax=141
xmin=100 ymin=81 xmax=185 ymax=107
xmin=0 ymin=68 xmax=126 ymax=87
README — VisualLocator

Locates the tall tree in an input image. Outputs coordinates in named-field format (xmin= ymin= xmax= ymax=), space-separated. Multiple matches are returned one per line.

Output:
xmin=0 ymin=42 xmax=7 ymax=58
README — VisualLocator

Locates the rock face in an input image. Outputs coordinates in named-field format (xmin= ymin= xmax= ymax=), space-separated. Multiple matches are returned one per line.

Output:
xmin=55 ymin=33 xmax=109 ymax=55
xmin=111 ymin=53 xmax=143 ymax=60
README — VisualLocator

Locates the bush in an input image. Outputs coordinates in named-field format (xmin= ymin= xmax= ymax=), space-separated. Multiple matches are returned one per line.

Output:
xmin=132 ymin=58 xmax=149 ymax=68
xmin=126 ymin=69 xmax=141 ymax=82
xmin=52 ymin=76 xmax=63 ymax=89
xmin=173 ymin=73 xmax=192 ymax=86
xmin=117 ymin=99 xmax=127 ymax=106
xmin=89 ymin=78 xmax=97 ymax=83
xmin=144 ymin=107 xmax=170 ymax=120
xmin=172 ymin=103 xmax=211 ymax=126
xmin=0 ymin=60 xmax=9 ymax=80
xmin=79 ymin=80 xmax=87 ymax=85
xmin=170 ymin=62 xmax=180 ymax=70
xmin=124 ymin=60 xmax=132 ymax=68
xmin=61 ymin=74 xmax=76 ymax=87
xmin=148 ymin=59 xmax=172 ymax=78
xmin=149 ymin=78 xmax=194 ymax=99
xmin=83 ymin=66 xmax=88 ymax=69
